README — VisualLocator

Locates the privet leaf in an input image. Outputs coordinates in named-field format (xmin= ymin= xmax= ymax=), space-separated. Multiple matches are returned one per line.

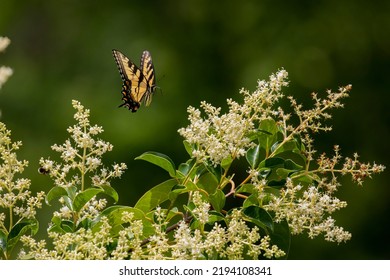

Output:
xmin=135 ymin=151 xmax=176 ymax=177
xmin=98 ymin=184 xmax=119 ymax=203
xmin=242 ymin=205 xmax=274 ymax=231
xmin=134 ymin=179 xmax=177 ymax=212
xmin=45 ymin=186 xmax=68 ymax=206
xmin=269 ymin=219 xmax=291 ymax=259
xmin=73 ymin=188 xmax=103 ymax=212
xmin=246 ymin=144 xmax=261 ymax=168
xmin=209 ymin=189 xmax=226 ymax=212
xmin=7 ymin=218 xmax=39 ymax=252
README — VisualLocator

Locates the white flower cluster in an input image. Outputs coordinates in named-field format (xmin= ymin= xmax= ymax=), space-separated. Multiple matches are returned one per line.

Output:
xmin=130 ymin=200 xmax=285 ymax=260
xmin=20 ymin=216 xmax=113 ymax=260
xmin=264 ymin=178 xmax=351 ymax=243
xmin=0 ymin=36 xmax=12 ymax=89
xmin=39 ymin=100 xmax=127 ymax=191
xmin=178 ymin=70 xmax=289 ymax=166
xmin=0 ymin=122 xmax=45 ymax=235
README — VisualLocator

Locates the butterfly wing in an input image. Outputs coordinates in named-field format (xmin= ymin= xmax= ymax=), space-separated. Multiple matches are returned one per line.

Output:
xmin=112 ymin=49 xmax=151 ymax=112
xmin=139 ymin=50 xmax=156 ymax=106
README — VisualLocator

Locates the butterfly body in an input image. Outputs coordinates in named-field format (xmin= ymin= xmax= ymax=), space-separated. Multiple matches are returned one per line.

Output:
xmin=112 ymin=49 xmax=156 ymax=112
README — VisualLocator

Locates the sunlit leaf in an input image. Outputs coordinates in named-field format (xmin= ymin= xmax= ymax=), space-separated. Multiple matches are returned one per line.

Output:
xmin=73 ymin=188 xmax=103 ymax=212
xmin=204 ymin=163 xmax=222 ymax=183
xmin=93 ymin=205 xmax=154 ymax=238
xmin=209 ymin=189 xmax=226 ymax=212
xmin=208 ymin=211 xmax=225 ymax=224
xmin=236 ymin=184 xmax=257 ymax=194
xmin=221 ymin=156 xmax=233 ymax=170
xmin=169 ymin=184 xmax=186 ymax=202
xmin=276 ymin=168 xmax=296 ymax=179
xmin=197 ymin=172 xmax=219 ymax=194
xmin=284 ymin=159 xmax=303 ymax=170
xmin=257 ymin=119 xmax=279 ymax=153
xmin=45 ymin=186 xmax=68 ymax=206
xmin=99 ymin=184 xmax=119 ymax=203
xmin=243 ymin=194 xmax=260 ymax=208
xmin=135 ymin=151 xmax=176 ymax=177
xmin=183 ymin=140 xmax=194 ymax=157
xmin=134 ymin=179 xmax=177 ymax=212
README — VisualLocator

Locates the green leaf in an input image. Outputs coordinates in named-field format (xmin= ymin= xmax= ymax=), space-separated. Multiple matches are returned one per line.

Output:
xmin=269 ymin=220 xmax=291 ymax=259
xmin=275 ymin=159 xmax=304 ymax=180
xmin=259 ymin=158 xmax=287 ymax=182
xmin=209 ymin=189 xmax=226 ymax=212
xmin=62 ymin=196 xmax=74 ymax=211
xmin=73 ymin=188 xmax=103 ymax=212
xmin=208 ymin=211 xmax=225 ymax=224
xmin=47 ymin=218 xmax=73 ymax=234
xmin=45 ymin=186 xmax=68 ymax=206
xmin=183 ymin=140 xmax=194 ymax=157
xmin=177 ymin=159 xmax=197 ymax=179
xmin=259 ymin=157 xmax=285 ymax=168
xmin=99 ymin=184 xmax=119 ymax=203
xmin=204 ymin=163 xmax=222 ymax=183
xmin=246 ymin=144 xmax=261 ymax=168
xmin=259 ymin=119 xmax=279 ymax=134
xmin=93 ymin=205 xmax=154 ymax=238
xmin=257 ymin=119 xmax=279 ymax=153
xmin=221 ymin=156 xmax=233 ymax=170
xmin=268 ymin=179 xmax=286 ymax=188
xmin=169 ymin=185 xmax=186 ymax=202
xmin=95 ymin=205 xmax=143 ymax=225
xmin=65 ymin=186 xmax=78 ymax=200
xmin=271 ymin=139 xmax=300 ymax=155
xmin=7 ymin=218 xmax=39 ymax=252
xmin=284 ymin=159 xmax=303 ymax=170
xmin=276 ymin=168 xmax=295 ymax=179
xmin=236 ymin=184 xmax=257 ymax=194
xmin=184 ymin=181 xmax=198 ymax=191
xmin=60 ymin=221 xmax=74 ymax=233
xmin=242 ymin=205 xmax=274 ymax=231
xmin=135 ymin=151 xmax=176 ymax=177
xmin=0 ymin=230 xmax=6 ymax=253
xmin=243 ymin=194 xmax=260 ymax=208
xmin=134 ymin=179 xmax=177 ymax=212
xmin=258 ymin=168 xmax=271 ymax=179
xmin=197 ymin=172 xmax=219 ymax=194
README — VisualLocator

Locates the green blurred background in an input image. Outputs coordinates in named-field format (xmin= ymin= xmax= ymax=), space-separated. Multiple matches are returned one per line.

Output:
xmin=1 ymin=0 xmax=389 ymax=259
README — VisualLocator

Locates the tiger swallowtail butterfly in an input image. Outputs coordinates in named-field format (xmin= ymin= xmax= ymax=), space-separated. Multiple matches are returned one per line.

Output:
xmin=112 ymin=49 xmax=156 ymax=112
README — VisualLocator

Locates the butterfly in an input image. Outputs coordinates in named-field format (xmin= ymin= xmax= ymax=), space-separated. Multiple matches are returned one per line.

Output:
xmin=112 ymin=49 xmax=156 ymax=112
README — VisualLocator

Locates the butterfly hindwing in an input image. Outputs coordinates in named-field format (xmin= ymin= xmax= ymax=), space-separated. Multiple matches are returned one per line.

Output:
xmin=140 ymin=50 xmax=156 ymax=106
xmin=112 ymin=49 xmax=156 ymax=112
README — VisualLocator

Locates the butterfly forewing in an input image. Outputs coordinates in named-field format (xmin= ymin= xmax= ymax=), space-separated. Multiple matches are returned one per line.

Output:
xmin=112 ymin=49 xmax=156 ymax=112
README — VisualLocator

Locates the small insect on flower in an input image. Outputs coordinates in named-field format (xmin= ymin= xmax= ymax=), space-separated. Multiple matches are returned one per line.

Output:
xmin=38 ymin=166 xmax=50 ymax=175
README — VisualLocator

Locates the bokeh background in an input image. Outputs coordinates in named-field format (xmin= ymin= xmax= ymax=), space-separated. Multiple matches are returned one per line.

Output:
xmin=1 ymin=0 xmax=389 ymax=259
